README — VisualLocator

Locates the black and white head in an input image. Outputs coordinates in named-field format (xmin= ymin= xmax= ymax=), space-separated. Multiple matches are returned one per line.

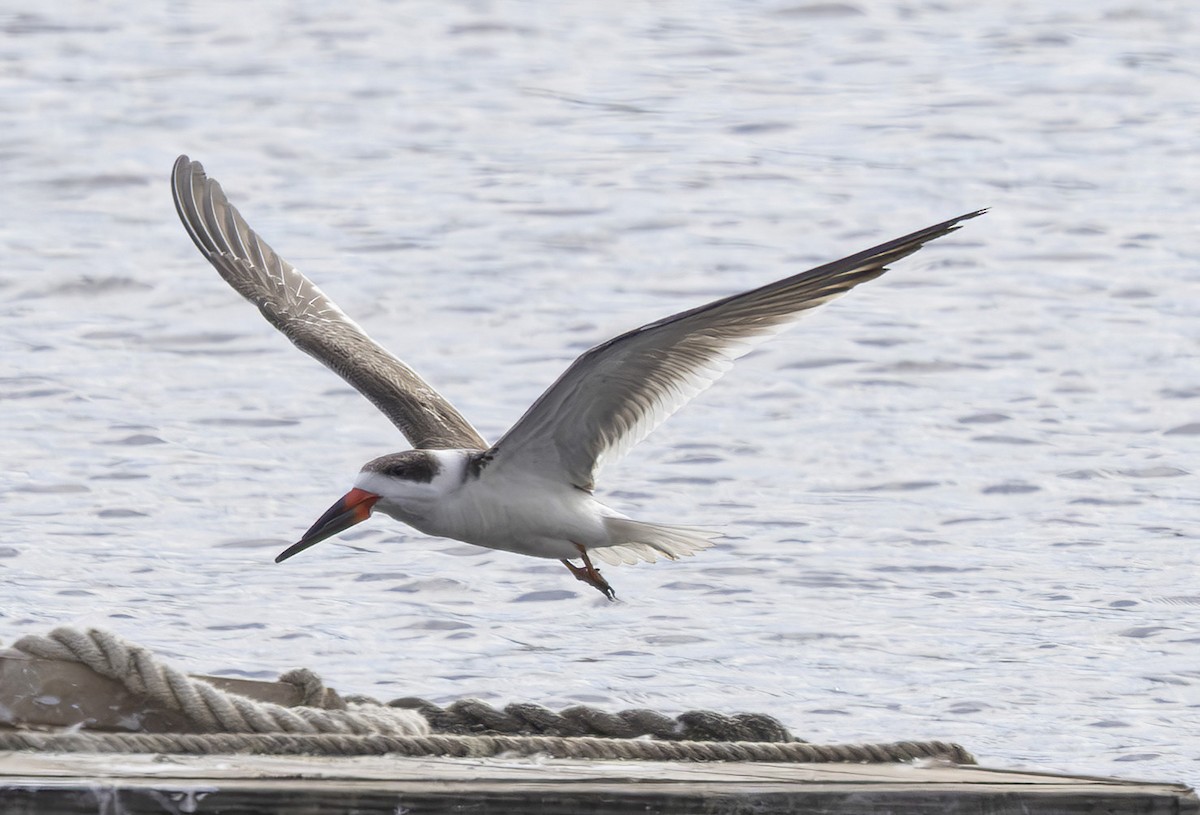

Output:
xmin=274 ymin=449 xmax=462 ymax=563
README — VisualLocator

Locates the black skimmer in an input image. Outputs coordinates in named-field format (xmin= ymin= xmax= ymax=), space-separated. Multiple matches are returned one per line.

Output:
xmin=172 ymin=155 xmax=982 ymax=599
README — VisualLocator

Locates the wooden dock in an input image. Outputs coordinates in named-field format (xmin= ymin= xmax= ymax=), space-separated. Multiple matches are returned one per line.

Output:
xmin=1 ymin=635 xmax=1195 ymax=814
xmin=1 ymin=751 xmax=1195 ymax=814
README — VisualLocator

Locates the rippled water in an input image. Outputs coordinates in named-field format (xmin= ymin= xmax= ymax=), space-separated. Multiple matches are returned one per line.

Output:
xmin=2 ymin=0 xmax=1198 ymax=787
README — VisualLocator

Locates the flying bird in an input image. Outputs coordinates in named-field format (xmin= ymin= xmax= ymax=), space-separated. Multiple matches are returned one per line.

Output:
xmin=171 ymin=155 xmax=982 ymax=599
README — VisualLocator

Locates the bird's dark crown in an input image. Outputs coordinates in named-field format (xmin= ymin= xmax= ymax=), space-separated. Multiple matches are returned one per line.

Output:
xmin=362 ymin=450 xmax=440 ymax=483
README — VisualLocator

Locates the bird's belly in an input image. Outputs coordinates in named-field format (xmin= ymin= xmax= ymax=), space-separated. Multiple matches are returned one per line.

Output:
xmin=416 ymin=479 xmax=608 ymax=559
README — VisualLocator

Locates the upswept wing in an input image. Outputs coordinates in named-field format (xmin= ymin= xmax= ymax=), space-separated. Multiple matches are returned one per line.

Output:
xmin=485 ymin=210 xmax=984 ymax=490
xmin=170 ymin=156 xmax=487 ymax=451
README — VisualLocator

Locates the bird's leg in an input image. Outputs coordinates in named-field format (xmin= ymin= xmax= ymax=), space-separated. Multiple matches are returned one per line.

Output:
xmin=561 ymin=544 xmax=616 ymax=600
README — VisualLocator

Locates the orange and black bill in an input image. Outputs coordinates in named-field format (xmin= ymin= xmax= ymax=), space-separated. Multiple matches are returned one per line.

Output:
xmin=275 ymin=488 xmax=379 ymax=563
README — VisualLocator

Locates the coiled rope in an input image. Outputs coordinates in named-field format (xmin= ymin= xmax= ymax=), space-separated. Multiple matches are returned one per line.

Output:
xmin=13 ymin=627 xmax=426 ymax=737
xmin=386 ymin=696 xmax=796 ymax=742
xmin=0 ymin=730 xmax=974 ymax=764
xmin=5 ymin=627 xmax=975 ymax=765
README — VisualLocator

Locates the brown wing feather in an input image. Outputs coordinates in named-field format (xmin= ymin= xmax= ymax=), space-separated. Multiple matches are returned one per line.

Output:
xmin=171 ymin=156 xmax=487 ymax=450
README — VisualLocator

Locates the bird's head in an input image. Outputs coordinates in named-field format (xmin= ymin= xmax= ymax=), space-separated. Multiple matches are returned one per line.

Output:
xmin=274 ymin=450 xmax=448 ymax=563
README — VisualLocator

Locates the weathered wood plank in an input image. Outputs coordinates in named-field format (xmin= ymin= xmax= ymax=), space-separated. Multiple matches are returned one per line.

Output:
xmin=0 ymin=753 xmax=1195 ymax=815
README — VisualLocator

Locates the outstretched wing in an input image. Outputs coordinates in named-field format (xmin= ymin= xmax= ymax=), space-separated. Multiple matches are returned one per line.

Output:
xmin=171 ymin=156 xmax=487 ymax=450
xmin=485 ymin=210 xmax=984 ymax=490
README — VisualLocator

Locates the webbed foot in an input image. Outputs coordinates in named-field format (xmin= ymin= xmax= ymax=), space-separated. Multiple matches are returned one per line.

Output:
xmin=561 ymin=544 xmax=616 ymax=600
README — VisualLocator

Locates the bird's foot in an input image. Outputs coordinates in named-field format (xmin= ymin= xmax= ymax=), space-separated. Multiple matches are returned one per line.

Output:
xmin=562 ymin=546 xmax=616 ymax=600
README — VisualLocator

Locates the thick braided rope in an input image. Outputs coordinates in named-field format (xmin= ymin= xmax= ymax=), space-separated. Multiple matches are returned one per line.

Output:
xmin=0 ymin=730 xmax=975 ymax=764
xmin=12 ymin=627 xmax=427 ymax=737
xmin=7 ymin=626 xmax=975 ymax=764
xmin=389 ymin=697 xmax=795 ymax=742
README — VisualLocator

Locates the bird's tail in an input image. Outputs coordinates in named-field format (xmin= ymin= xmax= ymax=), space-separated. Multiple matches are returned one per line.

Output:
xmin=592 ymin=517 xmax=720 ymax=566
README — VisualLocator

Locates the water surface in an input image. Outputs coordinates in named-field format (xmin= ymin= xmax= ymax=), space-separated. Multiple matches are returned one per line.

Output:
xmin=1 ymin=0 xmax=1198 ymax=785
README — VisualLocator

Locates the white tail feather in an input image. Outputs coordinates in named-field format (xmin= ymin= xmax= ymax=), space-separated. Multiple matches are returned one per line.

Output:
xmin=592 ymin=517 xmax=720 ymax=566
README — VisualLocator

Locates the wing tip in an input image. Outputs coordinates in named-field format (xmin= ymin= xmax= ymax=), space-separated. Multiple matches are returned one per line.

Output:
xmin=943 ymin=207 xmax=989 ymax=232
xmin=171 ymin=155 xmax=206 ymax=194
xmin=854 ymin=206 xmax=988 ymax=273
xmin=917 ymin=207 xmax=989 ymax=241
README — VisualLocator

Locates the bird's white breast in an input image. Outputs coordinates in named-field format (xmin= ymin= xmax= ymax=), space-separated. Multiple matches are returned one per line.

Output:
xmin=361 ymin=449 xmax=612 ymax=560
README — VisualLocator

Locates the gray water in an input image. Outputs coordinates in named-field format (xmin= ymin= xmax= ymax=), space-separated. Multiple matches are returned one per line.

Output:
xmin=3 ymin=0 xmax=1199 ymax=787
